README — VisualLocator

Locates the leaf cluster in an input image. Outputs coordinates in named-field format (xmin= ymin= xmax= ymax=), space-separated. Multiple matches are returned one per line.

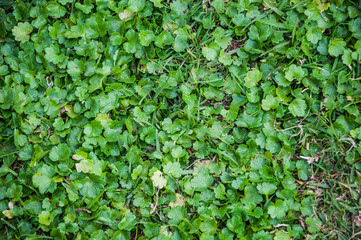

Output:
xmin=1 ymin=0 xmax=361 ymax=239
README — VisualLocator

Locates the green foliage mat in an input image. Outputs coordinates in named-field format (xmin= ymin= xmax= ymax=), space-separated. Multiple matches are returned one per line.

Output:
xmin=1 ymin=0 xmax=361 ymax=239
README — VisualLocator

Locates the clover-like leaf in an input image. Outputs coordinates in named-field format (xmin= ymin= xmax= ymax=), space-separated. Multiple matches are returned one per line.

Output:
xmin=75 ymin=0 xmax=94 ymax=14
xmin=75 ymin=159 xmax=94 ymax=173
xmin=12 ymin=22 xmax=33 ymax=43
xmin=67 ymin=59 xmax=85 ymax=77
xmin=151 ymin=170 xmax=167 ymax=189
xmin=274 ymin=231 xmax=291 ymax=240
xmin=47 ymin=2 xmax=67 ymax=18
xmin=285 ymin=64 xmax=306 ymax=82
xmin=262 ymin=94 xmax=279 ymax=111
xmin=163 ymin=162 xmax=183 ymax=178
xmin=202 ymin=42 xmax=220 ymax=61
xmin=155 ymin=30 xmax=174 ymax=48
xmin=257 ymin=182 xmax=277 ymax=196
xmin=244 ymin=68 xmax=262 ymax=88
xmin=128 ymin=0 xmax=145 ymax=13
xmin=45 ymin=45 xmax=66 ymax=64
xmin=306 ymin=28 xmax=323 ymax=44
xmin=49 ymin=143 xmax=70 ymax=162
xmin=288 ymin=99 xmax=307 ymax=117
xmin=328 ymin=38 xmax=346 ymax=57
xmin=139 ymin=30 xmax=155 ymax=46
xmin=39 ymin=211 xmax=53 ymax=226
xmin=173 ymin=28 xmax=188 ymax=52
xmin=32 ymin=164 xmax=56 ymax=194
xmin=268 ymin=199 xmax=288 ymax=219
xmin=305 ymin=217 xmax=322 ymax=233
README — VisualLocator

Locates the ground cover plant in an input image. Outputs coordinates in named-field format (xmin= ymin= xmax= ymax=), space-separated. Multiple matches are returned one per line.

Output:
xmin=0 ymin=0 xmax=361 ymax=239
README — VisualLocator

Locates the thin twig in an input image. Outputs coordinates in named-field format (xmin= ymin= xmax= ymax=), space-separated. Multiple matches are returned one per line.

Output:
xmin=46 ymin=76 xmax=54 ymax=88
xmin=75 ymin=208 xmax=92 ymax=214
xmin=350 ymin=230 xmax=361 ymax=240
xmin=150 ymin=188 xmax=160 ymax=214
xmin=274 ymin=120 xmax=303 ymax=138
xmin=186 ymin=159 xmax=200 ymax=170
xmin=339 ymin=136 xmax=357 ymax=154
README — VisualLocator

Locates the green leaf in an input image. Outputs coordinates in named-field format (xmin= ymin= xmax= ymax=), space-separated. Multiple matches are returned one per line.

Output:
xmin=202 ymin=42 xmax=220 ymax=61
xmin=38 ymin=211 xmax=53 ymax=226
xmin=191 ymin=166 xmax=214 ymax=189
xmin=219 ymin=49 xmax=233 ymax=66
xmin=285 ymin=64 xmax=306 ymax=82
xmin=262 ymin=94 xmax=279 ymax=111
xmin=67 ymin=59 xmax=85 ymax=77
xmin=32 ymin=165 xmax=56 ymax=194
xmin=128 ymin=0 xmax=145 ymax=13
xmin=342 ymin=49 xmax=353 ymax=65
xmin=173 ymin=28 xmax=188 ymax=52
xmin=139 ymin=30 xmax=155 ymax=46
xmin=170 ymin=0 xmax=188 ymax=15
xmin=155 ymin=30 xmax=174 ymax=48
xmin=49 ymin=143 xmax=70 ymax=162
xmin=241 ymin=185 xmax=263 ymax=209
xmin=168 ymin=206 xmax=186 ymax=224
xmin=266 ymin=136 xmax=281 ymax=153
xmin=305 ymin=217 xmax=322 ymax=233
xmin=244 ymin=68 xmax=262 ymax=88
xmin=64 ymin=25 xmax=85 ymax=38
xmin=257 ymin=182 xmax=277 ymax=196
xmin=288 ymin=99 xmax=307 ymax=117
xmin=211 ymin=0 xmax=224 ymax=11
xmin=12 ymin=22 xmax=33 ymax=43
xmin=214 ymin=183 xmax=227 ymax=199
xmin=213 ymin=27 xmax=232 ymax=49
xmin=226 ymin=216 xmax=245 ymax=235
xmin=133 ymin=107 xmax=148 ymax=123
xmin=75 ymin=159 xmax=94 ymax=173
xmin=45 ymin=45 xmax=66 ymax=64
xmin=328 ymin=38 xmax=347 ymax=57
xmin=124 ymin=29 xmax=141 ymax=54
xmin=171 ymin=146 xmax=186 ymax=159
xmin=75 ymin=0 xmax=94 ymax=14
xmin=268 ymin=199 xmax=288 ymax=219
xmin=161 ymin=118 xmax=181 ymax=134
xmin=200 ymin=219 xmax=217 ymax=233
xmin=296 ymin=160 xmax=311 ymax=181
xmin=306 ymin=28 xmax=323 ymax=44
xmin=150 ymin=0 xmax=163 ymax=7
xmin=163 ymin=162 xmax=183 ymax=178
xmin=0 ymin=65 xmax=9 ymax=76
xmin=274 ymin=231 xmax=290 ymax=240
xmin=143 ymin=223 xmax=160 ymax=238
xmin=14 ymin=129 xmax=27 ymax=147
xmin=47 ymin=2 xmax=67 ymax=18
xmin=118 ymin=212 xmax=137 ymax=230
